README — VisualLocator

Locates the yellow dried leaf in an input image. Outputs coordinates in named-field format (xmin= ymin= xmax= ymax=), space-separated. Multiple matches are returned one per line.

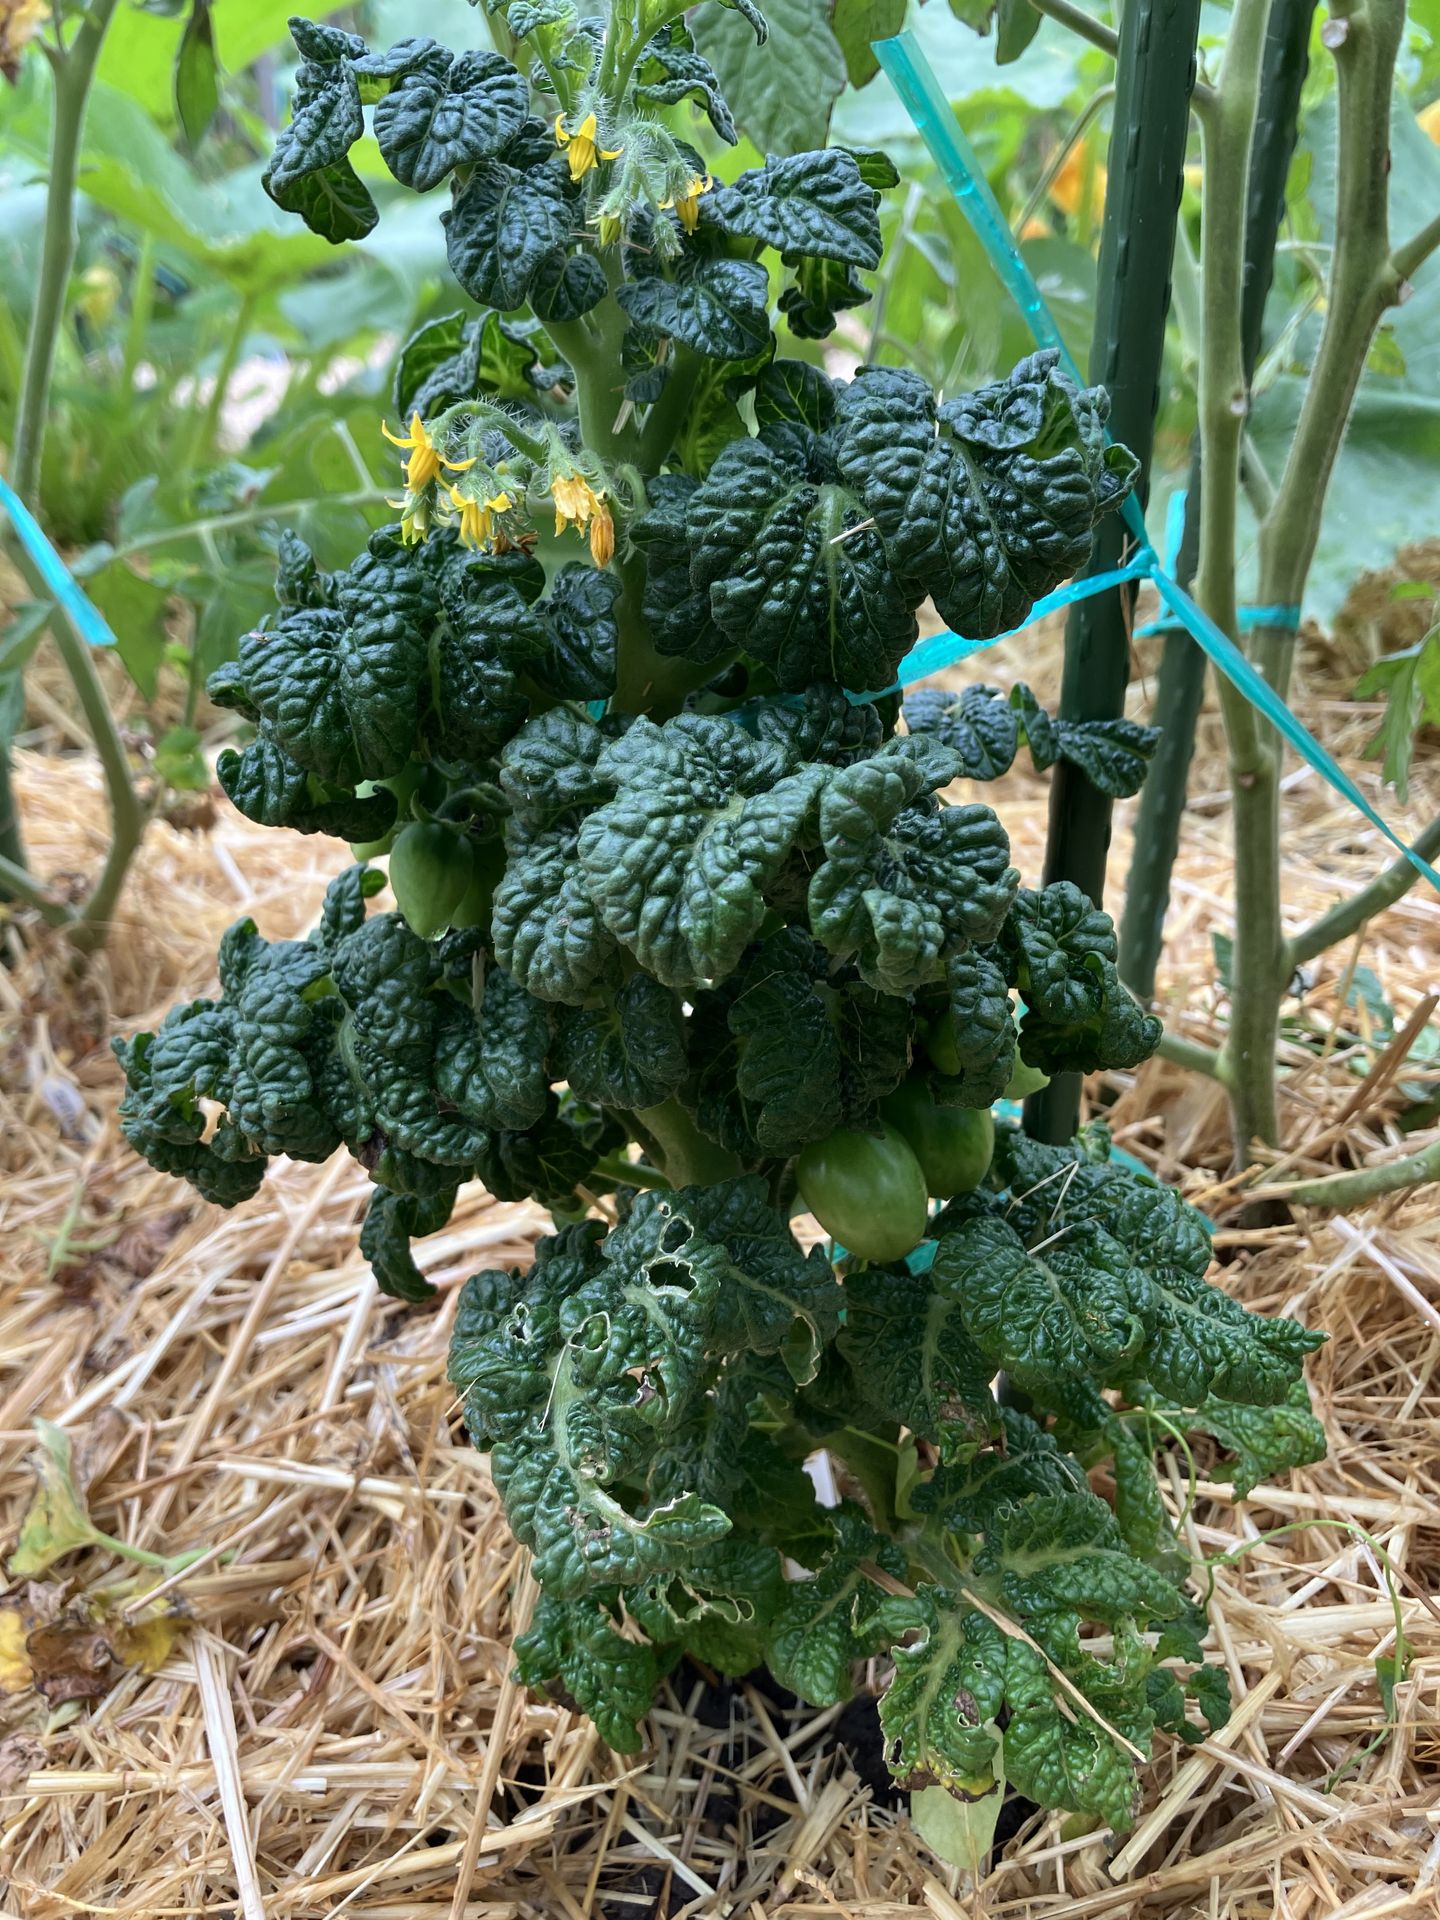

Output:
xmin=112 ymin=1602 xmax=189 ymax=1674
xmin=7 ymin=1419 xmax=106 ymax=1578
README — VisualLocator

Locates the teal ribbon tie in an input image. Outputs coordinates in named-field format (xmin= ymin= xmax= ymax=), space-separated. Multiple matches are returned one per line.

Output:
xmin=0 ymin=471 xmax=117 ymax=651
xmin=869 ymin=30 xmax=1440 ymax=896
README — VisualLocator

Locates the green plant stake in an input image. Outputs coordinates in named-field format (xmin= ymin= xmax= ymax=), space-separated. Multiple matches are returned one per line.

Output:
xmin=1119 ymin=0 xmax=1316 ymax=1006
xmin=1027 ymin=0 xmax=1201 ymax=1144
xmin=113 ymin=7 xmax=1328 ymax=1833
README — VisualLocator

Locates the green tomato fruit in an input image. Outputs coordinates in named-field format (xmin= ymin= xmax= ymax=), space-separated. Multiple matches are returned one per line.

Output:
xmin=795 ymin=1123 xmax=928 ymax=1264
xmin=881 ymin=1080 xmax=995 ymax=1197
xmin=388 ymin=822 xmax=474 ymax=939
xmin=1004 ymin=1057 xmax=1051 ymax=1100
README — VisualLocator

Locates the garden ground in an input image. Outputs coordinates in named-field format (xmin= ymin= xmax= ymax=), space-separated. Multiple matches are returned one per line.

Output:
xmin=1 ymin=609 xmax=1438 ymax=1918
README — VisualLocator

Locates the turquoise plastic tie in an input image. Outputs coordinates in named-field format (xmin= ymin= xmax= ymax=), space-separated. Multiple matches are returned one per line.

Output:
xmin=0 ymin=472 xmax=117 ymax=651
xmin=870 ymin=31 xmax=1439 ymax=896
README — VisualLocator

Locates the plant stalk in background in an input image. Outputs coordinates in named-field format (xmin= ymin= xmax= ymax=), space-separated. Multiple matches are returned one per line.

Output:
xmin=1118 ymin=0 xmax=1315 ymax=1006
xmin=1203 ymin=0 xmax=1440 ymax=1154
xmin=1 ymin=0 xmax=144 ymax=948
xmin=1026 ymin=0 xmax=1201 ymax=1145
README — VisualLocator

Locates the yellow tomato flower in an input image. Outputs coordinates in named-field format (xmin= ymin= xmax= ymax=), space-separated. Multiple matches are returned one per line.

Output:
xmin=551 ymin=469 xmax=601 ymax=535
xmin=381 ymin=412 xmax=475 ymax=493
xmin=1421 ymin=98 xmax=1440 ymax=145
xmin=0 ymin=0 xmax=47 ymax=82
xmin=555 ymin=111 xmax=622 ymax=183
xmin=662 ymin=174 xmax=714 ymax=235
xmin=550 ymin=467 xmax=614 ymax=564
xmin=589 ymin=499 xmax=616 ymax=568
xmin=448 ymin=485 xmax=515 ymax=551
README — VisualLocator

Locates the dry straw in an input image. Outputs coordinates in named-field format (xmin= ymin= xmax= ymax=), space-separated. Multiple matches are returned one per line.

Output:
xmin=2 ymin=629 xmax=1438 ymax=1917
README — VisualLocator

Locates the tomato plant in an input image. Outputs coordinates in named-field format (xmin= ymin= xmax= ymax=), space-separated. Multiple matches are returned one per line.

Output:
xmin=109 ymin=0 xmax=1327 ymax=1840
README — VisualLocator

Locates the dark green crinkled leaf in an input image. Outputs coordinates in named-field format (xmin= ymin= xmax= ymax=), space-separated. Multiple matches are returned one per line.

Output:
xmin=903 ymin=684 xmax=1021 ymax=781
xmin=264 ymin=60 xmax=363 ymax=192
xmin=443 ymin=151 xmax=575 ymax=309
xmin=528 ymin=246 xmax=609 ymax=323
xmin=265 ymin=154 xmax=378 ymax=245
xmin=1163 ymin=1381 xmax=1327 ymax=1501
xmin=809 ymin=739 xmax=1018 ymax=993
xmin=434 ymin=965 xmax=551 ymax=1133
xmin=877 ymin=1591 xmax=1006 ymax=1792
xmin=779 ymin=256 xmax=870 ymax=340
xmin=493 ymin=818 xmax=622 ymax=1007
xmin=578 ymin=715 xmax=825 ymax=993
xmin=633 ymin=23 xmax=737 ymax=143
xmin=360 ymin=1185 xmax=455 ymax=1301
xmin=838 ymin=1263 xmax=996 ymax=1455
xmin=904 ymin=683 xmax=1158 ymax=799
xmin=474 ymin=1095 xmax=615 ymax=1209
xmin=684 ymin=929 xmax=911 ymax=1163
xmin=767 ymin=1504 xmax=906 ymax=1705
xmin=754 ymin=683 xmax=884 ymax=767
xmin=216 ymin=737 xmax=395 ymax=840
xmin=1003 ymin=1639 xmax=1147 ymax=1829
xmin=629 ymin=1536 xmax=785 ymax=1676
xmin=701 ymin=149 xmax=882 ymax=268
xmin=448 ymin=1217 xmax=730 ymax=1594
xmin=393 ymin=308 xmax=557 ymax=418
xmin=551 ymin=974 xmax=688 ymax=1111
xmin=688 ymin=435 xmax=915 ymax=693
xmin=930 ymin=950 xmax=1017 ymax=1108
xmin=935 ymin=1214 xmax=1149 ymax=1396
xmin=617 ymin=255 xmax=772 ymax=362
xmin=936 ymin=1200 xmax=1322 ymax=1410
xmin=659 ymin=1177 xmax=840 ymax=1384
xmin=513 ymin=1593 xmax=661 ymax=1752
xmin=374 ymin=49 xmax=528 ymax=191
xmin=1007 ymin=683 xmax=1159 ymax=799
xmin=1005 ymin=883 xmax=1161 ymax=1074
xmin=631 ymin=474 xmax=731 ymax=661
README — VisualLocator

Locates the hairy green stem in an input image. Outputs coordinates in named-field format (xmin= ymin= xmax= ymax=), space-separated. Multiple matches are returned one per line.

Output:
xmin=1285 ymin=813 xmax=1440 ymax=971
xmin=1275 ymin=1134 xmax=1440 ymax=1207
xmin=1221 ymin=0 xmax=1409 ymax=1156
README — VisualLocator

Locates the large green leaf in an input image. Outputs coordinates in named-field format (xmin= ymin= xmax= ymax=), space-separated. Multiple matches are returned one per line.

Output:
xmin=691 ymin=0 xmax=847 ymax=152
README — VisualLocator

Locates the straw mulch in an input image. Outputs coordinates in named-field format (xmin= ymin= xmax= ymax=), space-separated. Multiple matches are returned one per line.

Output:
xmin=2 ymin=629 xmax=1439 ymax=1919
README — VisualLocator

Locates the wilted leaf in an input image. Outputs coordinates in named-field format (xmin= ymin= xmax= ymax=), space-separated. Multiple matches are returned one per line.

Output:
xmin=7 ymin=1420 xmax=106 ymax=1578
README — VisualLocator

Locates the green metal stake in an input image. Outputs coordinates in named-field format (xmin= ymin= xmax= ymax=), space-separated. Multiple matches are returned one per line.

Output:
xmin=1118 ymin=0 xmax=1316 ymax=1005
xmin=1026 ymin=0 xmax=1202 ymax=1145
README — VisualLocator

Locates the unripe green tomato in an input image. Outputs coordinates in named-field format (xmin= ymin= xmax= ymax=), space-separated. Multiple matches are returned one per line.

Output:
xmin=795 ymin=1123 xmax=928 ymax=1264
xmin=881 ymin=1079 xmax=995 ymax=1197
xmin=1004 ymin=1057 xmax=1051 ymax=1100
xmin=388 ymin=822 xmax=474 ymax=939
xmin=449 ymin=837 xmax=507 ymax=932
